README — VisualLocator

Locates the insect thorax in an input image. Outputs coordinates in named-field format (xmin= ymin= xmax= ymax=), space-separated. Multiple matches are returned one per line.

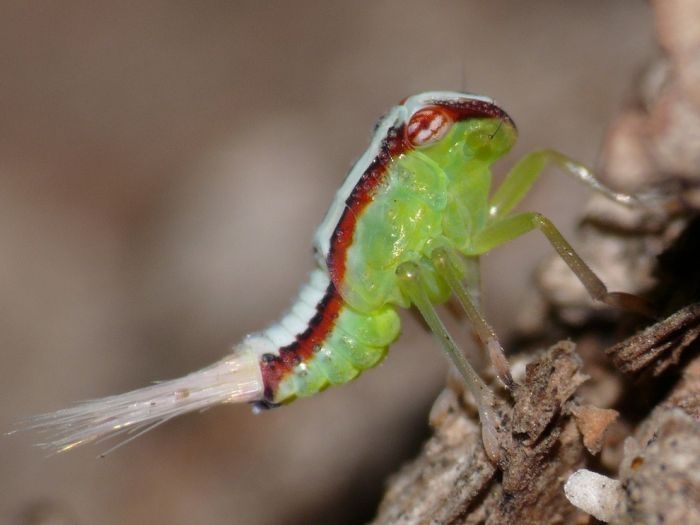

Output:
xmin=336 ymin=118 xmax=512 ymax=313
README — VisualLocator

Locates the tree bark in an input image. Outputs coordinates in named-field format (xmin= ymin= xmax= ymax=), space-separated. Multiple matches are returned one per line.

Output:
xmin=371 ymin=1 xmax=700 ymax=523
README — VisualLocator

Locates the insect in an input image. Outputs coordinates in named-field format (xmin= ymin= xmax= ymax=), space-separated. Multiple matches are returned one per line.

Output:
xmin=27 ymin=91 xmax=649 ymax=456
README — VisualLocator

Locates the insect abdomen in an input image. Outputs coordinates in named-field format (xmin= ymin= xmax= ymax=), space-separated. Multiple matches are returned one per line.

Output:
xmin=255 ymin=270 xmax=401 ymax=403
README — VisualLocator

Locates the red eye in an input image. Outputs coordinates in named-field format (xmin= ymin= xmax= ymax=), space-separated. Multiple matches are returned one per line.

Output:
xmin=406 ymin=106 xmax=453 ymax=147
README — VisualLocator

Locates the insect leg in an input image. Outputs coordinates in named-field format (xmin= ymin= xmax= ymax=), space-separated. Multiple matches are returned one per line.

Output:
xmin=489 ymin=149 xmax=643 ymax=221
xmin=397 ymin=261 xmax=490 ymax=402
xmin=472 ymin=212 xmax=654 ymax=317
xmin=430 ymin=248 xmax=514 ymax=390
xmin=396 ymin=261 xmax=501 ymax=460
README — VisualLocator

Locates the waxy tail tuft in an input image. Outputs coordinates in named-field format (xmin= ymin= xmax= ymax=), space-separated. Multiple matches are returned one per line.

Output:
xmin=20 ymin=347 xmax=264 ymax=455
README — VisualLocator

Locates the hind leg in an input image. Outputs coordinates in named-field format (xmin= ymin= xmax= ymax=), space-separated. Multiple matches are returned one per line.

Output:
xmin=396 ymin=260 xmax=501 ymax=461
xmin=429 ymin=247 xmax=514 ymax=390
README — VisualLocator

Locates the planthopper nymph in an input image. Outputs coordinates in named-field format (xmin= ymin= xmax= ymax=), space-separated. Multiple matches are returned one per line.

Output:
xmin=26 ymin=91 xmax=651 ymax=456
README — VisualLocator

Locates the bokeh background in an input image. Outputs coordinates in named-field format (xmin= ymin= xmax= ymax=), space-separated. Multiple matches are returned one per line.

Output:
xmin=1 ymin=2 xmax=654 ymax=524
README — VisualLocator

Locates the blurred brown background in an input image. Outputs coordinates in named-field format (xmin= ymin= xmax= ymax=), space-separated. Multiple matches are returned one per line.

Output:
xmin=1 ymin=2 xmax=653 ymax=524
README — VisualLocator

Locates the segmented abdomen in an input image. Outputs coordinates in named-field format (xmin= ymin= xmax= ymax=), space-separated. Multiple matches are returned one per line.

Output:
xmin=248 ymin=269 xmax=401 ymax=404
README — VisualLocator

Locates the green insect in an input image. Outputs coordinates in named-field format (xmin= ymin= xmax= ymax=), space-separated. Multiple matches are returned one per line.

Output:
xmin=28 ymin=91 xmax=649 ymax=455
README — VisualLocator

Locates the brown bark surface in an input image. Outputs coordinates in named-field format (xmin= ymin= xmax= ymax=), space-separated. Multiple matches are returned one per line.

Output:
xmin=371 ymin=1 xmax=700 ymax=523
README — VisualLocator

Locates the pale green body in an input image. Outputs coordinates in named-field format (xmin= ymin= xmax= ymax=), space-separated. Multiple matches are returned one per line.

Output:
xmin=273 ymin=288 xmax=401 ymax=402
xmin=274 ymin=117 xmax=518 ymax=402
xmin=33 ymin=93 xmax=641 ymax=453
xmin=276 ymin=102 xmax=631 ymax=403
xmin=343 ymin=118 xmax=516 ymax=313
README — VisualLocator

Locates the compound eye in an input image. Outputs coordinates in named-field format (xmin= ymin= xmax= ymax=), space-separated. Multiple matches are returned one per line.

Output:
xmin=406 ymin=106 xmax=453 ymax=147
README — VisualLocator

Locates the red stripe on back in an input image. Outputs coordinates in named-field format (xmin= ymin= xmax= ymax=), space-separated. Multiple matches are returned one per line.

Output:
xmin=259 ymin=283 xmax=344 ymax=401
xmin=327 ymin=124 xmax=409 ymax=287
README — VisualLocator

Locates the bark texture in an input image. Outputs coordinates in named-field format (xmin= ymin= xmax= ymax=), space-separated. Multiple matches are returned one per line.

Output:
xmin=371 ymin=1 xmax=700 ymax=523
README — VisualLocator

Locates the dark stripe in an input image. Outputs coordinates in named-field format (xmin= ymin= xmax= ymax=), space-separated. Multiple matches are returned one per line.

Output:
xmin=327 ymin=124 xmax=409 ymax=287
xmin=260 ymin=282 xmax=344 ymax=400
xmin=435 ymin=98 xmax=517 ymax=130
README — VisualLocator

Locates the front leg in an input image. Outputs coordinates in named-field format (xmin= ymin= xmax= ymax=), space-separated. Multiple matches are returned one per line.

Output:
xmin=472 ymin=212 xmax=654 ymax=317
xmin=488 ymin=149 xmax=641 ymax=221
